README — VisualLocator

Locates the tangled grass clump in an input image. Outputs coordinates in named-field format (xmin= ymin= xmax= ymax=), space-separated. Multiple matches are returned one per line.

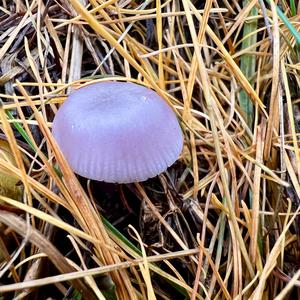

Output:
xmin=0 ymin=1 xmax=300 ymax=299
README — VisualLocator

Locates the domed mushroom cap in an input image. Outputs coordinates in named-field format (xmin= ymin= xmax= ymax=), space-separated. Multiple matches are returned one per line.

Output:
xmin=52 ymin=81 xmax=183 ymax=183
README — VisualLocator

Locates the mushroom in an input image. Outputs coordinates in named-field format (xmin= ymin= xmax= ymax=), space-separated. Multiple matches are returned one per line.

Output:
xmin=52 ymin=81 xmax=183 ymax=183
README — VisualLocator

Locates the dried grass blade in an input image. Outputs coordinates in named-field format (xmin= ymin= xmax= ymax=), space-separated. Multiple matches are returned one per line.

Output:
xmin=251 ymin=204 xmax=300 ymax=299
xmin=68 ymin=0 xmax=162 ymax=96
xmin=0 ymin=2 xmax=35 ymax=61
xmin=239 ymin=152 xmax=289 ymax=187
xmin=280 ymin=61 xmax=300 ymax=179
xmin=284 ymin=151 xmax=300 ymax=199
xmin=263 ymin=0 xmax=280 ymax=159
xmin=0 ymin=211 xmax=97 ymax=300
xmin=197 ymin=241 xmax=231 ymax=300
xmin=188 ymin=1 xmax=265 ymax=112
xmin=0 ymin=248 xmax=199 ymax=294
xmin=0 ymin=102 xmax=32 ymax=208
xmin=0 ymin=196 xmax=100 ymax=244
xmin=206 ymin=210 xmax=227 ymax=298
xmin=250 ymin=126 xmax=263 ymax=263
xmin=156 ymin=0 xmax=164 ymax=90
xmin=273 ymin=269 xmax=300 ymax=300
xmin=181 ymin=0 xmax=255 ymax=278
xmin=0 ymin=158 xmax=66 ymax=207
xmin=129 ymin=225 xmax=156 ymax=299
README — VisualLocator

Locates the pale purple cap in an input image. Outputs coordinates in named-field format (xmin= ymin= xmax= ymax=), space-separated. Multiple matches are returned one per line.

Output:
xmin=52 ymin=81 xmax=183 ymax=183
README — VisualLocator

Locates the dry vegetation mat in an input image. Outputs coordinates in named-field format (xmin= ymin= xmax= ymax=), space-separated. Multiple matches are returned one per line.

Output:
xmin=0 ymin=0 xmax=300 ymax=299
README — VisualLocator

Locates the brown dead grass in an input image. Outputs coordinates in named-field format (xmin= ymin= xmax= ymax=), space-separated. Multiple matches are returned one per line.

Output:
xmin=0 ymin=1 xmax=299 ymax=299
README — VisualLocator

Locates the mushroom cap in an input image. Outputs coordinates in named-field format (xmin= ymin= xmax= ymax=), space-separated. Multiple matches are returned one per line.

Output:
xmin=52 ymin=81 xmax=183 ymax=183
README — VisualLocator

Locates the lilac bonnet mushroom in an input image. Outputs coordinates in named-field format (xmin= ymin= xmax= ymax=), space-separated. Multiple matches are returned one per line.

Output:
xmin=52 ymin=81 xmax=183 ymax=183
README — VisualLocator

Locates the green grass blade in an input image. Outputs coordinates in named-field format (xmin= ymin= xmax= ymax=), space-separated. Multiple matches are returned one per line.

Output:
xmin=289 ymin=0 xmax=296 ymax=16
xmin=0 ymin=98 xmax=35 ymax=151
xmin=5 ymin=110 xmax=36 ymax=151
xmin=239 ymin=2 xmax=258 ymax=128
xmin=265 ymin=0 xmax=300 ymax=45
